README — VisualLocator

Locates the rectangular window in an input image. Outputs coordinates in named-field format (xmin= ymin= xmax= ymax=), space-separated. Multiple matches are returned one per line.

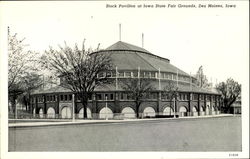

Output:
xmin=88 ymin=94 xmax=92 ymax=100
xmin=110 ymin=94 xmax=114 ymax=100
xmin=125 ymin=72 xmax=131 ymax=77
xmin=160 ymin=73 xmax=164 ymax=78
xmin=193 ymin=94 xmax=198 ymax=100
xmin=127 ymin=93 xmax=133 ymax=100
xmin=140 ymin=72 xmax=144 ymax=78
xmin=120 ymin=93 xmax=124 ymax=100
xmin=64 ymin=95 xmax=68 ymax=101
xmin=119 ymin=71 xmax=125 ymax=77
xmin=173 ymin=75 xmax=177 ymax=80
xmin=98 ymin=72 xmax=105 ymax=78
xmin=69 ymin=94 xmax=72 ymax=101
xmin=106 ymin=72 xmax=112 ymax=77
xmin=60 ymin=95 xmax=64 ymax=101
xmin=133 ymin=71 xmax=138 ymax=78
xmin=151 ymin=72 xmax=156 ymax=78
xmin=145 ymin=72 xmax=150 ymax=78
xmin=96 ymin=94 xmax=102 ymax=100
xmin=112 ymin=71 xmax=116 ymax=77
xmin=151 ymin=92 xmax=157 ymax=99
xmin=200 ymin=95 xmax=204 ymax=100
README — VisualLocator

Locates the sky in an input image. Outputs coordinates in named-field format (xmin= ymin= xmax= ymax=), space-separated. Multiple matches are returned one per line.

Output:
xmin=1 ymin=1 xmax=249 ymax=85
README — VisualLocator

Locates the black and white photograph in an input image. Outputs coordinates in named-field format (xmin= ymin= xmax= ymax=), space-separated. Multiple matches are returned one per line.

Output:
xmin=0 ymin=0 xmax=249 ymax=159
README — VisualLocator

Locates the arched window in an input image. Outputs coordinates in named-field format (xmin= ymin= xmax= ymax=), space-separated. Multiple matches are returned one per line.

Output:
xmin=121 ymin=107 xmax=136 ymax=118
xmin=99 ymin=107 xmax=113 ymax=119
xmin=143 ymin=107 xmax=155 ymax=117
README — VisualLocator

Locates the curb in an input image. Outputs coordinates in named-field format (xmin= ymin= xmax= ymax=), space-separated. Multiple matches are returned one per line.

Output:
xmin=8 ymin=114 xmax=237 ymax=128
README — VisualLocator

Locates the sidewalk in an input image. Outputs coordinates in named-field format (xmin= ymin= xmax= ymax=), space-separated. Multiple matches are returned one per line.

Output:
xmin=8 ymin=114 xmax=236 ymax=128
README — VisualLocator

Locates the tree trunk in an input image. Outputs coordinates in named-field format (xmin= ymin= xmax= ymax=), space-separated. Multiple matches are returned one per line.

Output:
xmin=81 ymin=92 xmax=88 ymax=119
xmin=136 ymin=101 xmax=140 ymax=118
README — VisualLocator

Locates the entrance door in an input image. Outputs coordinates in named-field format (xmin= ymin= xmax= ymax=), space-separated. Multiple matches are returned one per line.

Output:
xmin=47 ymin=107 xmax=56 ymax=118
xmin=78 ymin=108 xmax=92 ymax=118
xmin=61 ymin=107 xmax=71 ymax=119
xmin=121 ymin=107 xmax=136 ymax=118
xmin=163 ymin=107 xmax=173 ymax=115
xmin=179 ymin=106 xmax=187 ymax=117
xmin=143 ymin=107 xmax=155 ymax=117
xmin=99 ymin=107 xmax=113 ymax=119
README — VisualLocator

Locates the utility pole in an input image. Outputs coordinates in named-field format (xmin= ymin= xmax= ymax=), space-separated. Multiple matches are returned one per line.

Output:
xmin=72 ymin=94 xmax=75 ymax=122
xmin=105 ymin=95 xmax=108 ymax=120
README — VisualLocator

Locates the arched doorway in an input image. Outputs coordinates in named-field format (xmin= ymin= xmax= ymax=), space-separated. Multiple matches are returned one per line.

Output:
xmin=99 ymin=107 xmax=113 ymax=119
xmin=192 ymin=106 xmax=198 ymax=116
xmin=39 ymin=108 xmax=43 ymax=118
xmin=121 ymin=107 xmax=136 ymax=118
xmin=212 ymin=106 xmax=216 ymax=115
xmin=78 ymin=108 xmax=92 ymax=118
xmin=33 ymin=108 xmax=36 ymax=117
xmin=47 ymin=107 xmax=55 ymax=118
xmin=163 ymin=107 xmax=173 ymax=115
xmin=179 ymin=106 xmax=187 ymax=117
xmin=143 ymin=107 xmax=155 ymax=117
xmin=61 ymin=106 xmax=72 ymax=119
xmin=205 ymin=106 xmax=210 ymax=115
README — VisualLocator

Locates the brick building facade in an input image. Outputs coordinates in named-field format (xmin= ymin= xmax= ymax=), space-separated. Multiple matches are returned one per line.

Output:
xmin=31 ymin=41 xmax=221 ymax=119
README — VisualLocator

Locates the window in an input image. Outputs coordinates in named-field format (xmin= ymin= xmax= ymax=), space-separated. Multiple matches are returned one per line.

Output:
xmin=162 ymin=93 xmax=170 ymax=100
xmin=193 ymin=94 xmax=198 ymax=100
xmin=151 ymin=72 xmax=156 ymax=78
xmin=151 ymin=92 xmax=157 ymax=99
xmin=160 ymin=73 xmax=164 ymax=78
xmin=173 ymin=75 xmax=177 ymax=80
xmin=104 ymin=93 xmax=114 ymax=100
xmin=125 ymin=72 xmax=131 ymax=77
xmin=206 ymin=95 xmax=210 ymax=101
xmin=106 ymin=72 xmax=112 ymax=77
xmin=64 ymin=95 xmax=68 ymax=101
xmin=96 ymin=94 xmax=102 ymax=100
xmin=69 ymin=94 xmax=72 ymax=101
xmin=133 ymin=71 xmax=138 ymax=77
xmin=110 ymin=94 xmax=114 ymax=100
xmin=145 ymin=72 xmax=150 ymax=78
xmin=140 ymin=72 xmax=144 ymax=78
xmin=112 ymin=71 xmax=116 ymax=77
xmin=164 ymin=73 xmax=168 ymax=78
xmin=60 ymin=95 xmax=63 ymax=101
xmin=120 ymin=93 xmax=124 ymax=100
xmin=88 ymin=94 xmax=92 ymax=100
xmin=77 ymin=94 xmax=81 ymax=101
xmin=127 ymin=93 xmax=133 ymax=100
xmin=98 ymin=72 xmax=105 ymax=78
xmin=119 ymin=71 xmax=125 ymax=77
xmin=200 ymin=95 xmax=205 ymax=100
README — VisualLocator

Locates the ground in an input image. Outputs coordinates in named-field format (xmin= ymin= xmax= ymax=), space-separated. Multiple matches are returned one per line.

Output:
xmin=8 ymin=116 xmax=241 ymax=151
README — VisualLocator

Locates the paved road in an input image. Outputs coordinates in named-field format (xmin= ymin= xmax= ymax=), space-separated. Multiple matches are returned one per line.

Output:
xmin=9 ymin=116 xmax=241 ymax=151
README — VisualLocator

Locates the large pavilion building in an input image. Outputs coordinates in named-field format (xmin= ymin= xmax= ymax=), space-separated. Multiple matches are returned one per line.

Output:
xmin=31 ymin=41 xmax=221 ymax=119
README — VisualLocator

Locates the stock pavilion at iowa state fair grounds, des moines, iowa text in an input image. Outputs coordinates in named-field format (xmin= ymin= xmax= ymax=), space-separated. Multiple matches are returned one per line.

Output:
xmin=30 ymin=41 xmax=222 ymax=119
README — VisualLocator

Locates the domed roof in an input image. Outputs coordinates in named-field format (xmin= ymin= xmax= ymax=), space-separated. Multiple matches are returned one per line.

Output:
xmin=95 ymin=41 xmax=189 ymax=76
xmin=106 ymin=41 xmax=151 ymax=54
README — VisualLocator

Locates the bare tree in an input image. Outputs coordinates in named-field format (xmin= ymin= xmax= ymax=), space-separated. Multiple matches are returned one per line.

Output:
xmin=17 ymin=73 xmax=43 ymax=112
xmin=8 ymin=28 xmax=41 ymax=115
xmin=120 ymin=78 xmax=155 ymax=118
xmin=216 ymin=78 xmax=241 ymax=113
xmin=195 ymin=66 xmax=211 ymax=89
xmin=42 ymin=42 xmax=113 ymax=119
xmin=162 ymin=80 xmax=178 ymax=116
